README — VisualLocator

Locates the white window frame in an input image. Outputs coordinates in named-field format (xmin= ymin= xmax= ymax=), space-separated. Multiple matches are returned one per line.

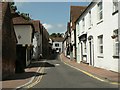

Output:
xmin=113 ymin=0 xmax=118 ymax=13
xmin=82 ymin=18 xmax=85 ymax=30
xmin=55 ymin=43 xmax=59 ymax=47
xmin=113 ymin=29 xmax=119 ymax=56
xmin=77 ymin=23 xmax=79 ymax=35
xmin=89 ymin=11 xmax=92 ymax=27
xmin=97 ymin=0 xmax=103 ymax=21
xmin=98 ymin=35 xmax=103 ymax=55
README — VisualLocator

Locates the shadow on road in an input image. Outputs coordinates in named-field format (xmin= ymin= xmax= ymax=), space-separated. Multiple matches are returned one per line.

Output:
xmin=28 ymin=61 xmax=55 ymax=68
xmin=47 ymin=53 xmax=59 ymax=60
xmin=3 ymin=72 xmax=46 ymax=81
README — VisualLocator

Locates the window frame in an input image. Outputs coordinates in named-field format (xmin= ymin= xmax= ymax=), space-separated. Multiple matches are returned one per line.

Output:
xmin=113 ymin=0 xmax=118 ymax=14
xmin=97 ymin=0 xmax=103 ymax=21
xmin=55 ymin=43 xmax=59 ymax=47
xmin=89 ymin=11 xmax=92 ymax=27
xmin=98 ymin=35 xmax=103 ymax=55
xmin=113 ymin=29 xmax=119 ymax=58
xmin=82 ymin=18 xmax=85 ymax=30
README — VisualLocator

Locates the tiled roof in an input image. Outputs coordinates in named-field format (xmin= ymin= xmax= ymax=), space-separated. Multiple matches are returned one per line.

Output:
xmin=32 ymin=20 xmax=40 ymax=32
xmin=70 ymin=6 xmax=87 ymax=30
xmin=12 ymin=15 xmax=32 ymax=25
xmin=50 ymin=36 xmax=64 ymax=42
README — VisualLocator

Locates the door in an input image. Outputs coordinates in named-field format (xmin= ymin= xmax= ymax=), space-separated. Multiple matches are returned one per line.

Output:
xmin=89 ymin=41 xmax=92 ymax=65
xmin=89 ymin=40 xmax=94 ymax=66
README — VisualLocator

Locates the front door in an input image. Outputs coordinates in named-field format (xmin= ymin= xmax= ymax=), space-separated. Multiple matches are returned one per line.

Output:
xmin=89 ymin=40 xmax=94 ymax=66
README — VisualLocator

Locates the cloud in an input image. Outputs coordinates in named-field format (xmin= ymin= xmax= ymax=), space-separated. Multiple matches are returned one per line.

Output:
xmin=43 ymin=23 xmax=53 ymax=30
xmin=57 ymin=24 xmax=64 ymax=28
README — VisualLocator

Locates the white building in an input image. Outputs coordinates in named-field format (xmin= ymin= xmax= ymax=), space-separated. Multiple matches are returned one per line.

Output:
xmin=52 ymin=37 xmax=64 ymax=53
xmin=76 ymin=0 xmax=119 ymax=72
xmin=32 ymin=20 xmax=42 ymax=60
xmin=52 ymin=41 xmax=63 ymax=53
xmin=13 ymin=15 xmax=34 ymax=67
xmin=70 ymin=6 xmax=86 ymax=60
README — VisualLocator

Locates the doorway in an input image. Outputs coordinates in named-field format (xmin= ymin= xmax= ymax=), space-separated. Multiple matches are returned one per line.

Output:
xmin=88 ymin=36 xmax=94 ymax=66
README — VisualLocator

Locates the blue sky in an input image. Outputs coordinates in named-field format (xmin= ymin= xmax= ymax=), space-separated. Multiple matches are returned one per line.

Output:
xmin=15 ymin=2 xmax=90 ymax=34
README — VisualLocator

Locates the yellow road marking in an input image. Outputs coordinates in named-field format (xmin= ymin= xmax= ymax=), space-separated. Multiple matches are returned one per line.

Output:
xmin=60 ymin=55 xmax=120 ymax=86
xmin=24 ymin=67 xmax=45 ymax=88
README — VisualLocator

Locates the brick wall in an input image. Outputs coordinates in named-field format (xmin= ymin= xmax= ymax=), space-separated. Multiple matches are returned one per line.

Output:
xmin=2 ymin=2 xmax=17 ymax=80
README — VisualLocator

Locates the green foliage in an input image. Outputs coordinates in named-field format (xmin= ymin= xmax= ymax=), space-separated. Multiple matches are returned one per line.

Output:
xmin=20 ymin=13 xmax=31 ymax=20
xmin=9 ymin=2 xmax=31 ymax=20
xmin=10 ymin=2 xmax=17 ymax=11
xmin=50 ymin=33 xmax=64 ymax=38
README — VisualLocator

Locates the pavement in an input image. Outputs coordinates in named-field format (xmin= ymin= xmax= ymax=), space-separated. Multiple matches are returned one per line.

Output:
xmin=60 ymin=53 xmax=120 ymax=85
xmin=1 ymin=60 xmax=45 ymax=90
xmin=1 ymin=53 xmax=120 ymax=89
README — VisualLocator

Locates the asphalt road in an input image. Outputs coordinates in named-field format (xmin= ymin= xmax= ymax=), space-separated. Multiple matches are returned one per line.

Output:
xmin=30 ymin=53 xmax=118 ymax=89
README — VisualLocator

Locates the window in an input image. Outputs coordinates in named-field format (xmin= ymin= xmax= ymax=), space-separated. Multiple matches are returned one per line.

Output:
xmin=89 ymin=11 xmax=91 ymax=26
xmin=55 ymin=43 xmax=59 ymax=47
xmin=98 ymin=35 xmax=103 ymax=54
xmin=97 ymin=0 xmax=103 ymax=21
xmin=82 ymin=18 xmax=85 ymax=30
xmin=77 ymin=23 xmax=79 ymax=34
xmin=113 ymin=0 xmax=118 ymax=13
xmin=113 ymin=30 xmax=119 ymax=57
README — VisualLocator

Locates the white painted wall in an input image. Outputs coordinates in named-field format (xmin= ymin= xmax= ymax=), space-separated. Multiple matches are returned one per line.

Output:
xmin=76 ymin=0 xmax=119 ymax=72
xmin=14 ymin=25 xmax=33 ymax=46
xmin=14 ymin=25 xmax=33 ymax=66
xmin=52 ymin=42 xmax=63 ymax=53
xmin=118 ymin=1 xmax=120 ymax=72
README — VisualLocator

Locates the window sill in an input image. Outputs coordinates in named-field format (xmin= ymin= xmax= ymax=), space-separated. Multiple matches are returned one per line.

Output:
xmin=113 ymin=55 xmax=119 ymax=59
xmin=97 ymin=19 xmax=103 ymax=25
xmin=97 ymin=55 xmax=104 ymax=58
xmin=112 ymin=10 xmax=118 ymax=15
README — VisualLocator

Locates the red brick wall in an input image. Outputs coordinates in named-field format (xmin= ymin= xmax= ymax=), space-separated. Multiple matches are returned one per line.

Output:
xmin=2 ymin=2 xmax=17 ymax=80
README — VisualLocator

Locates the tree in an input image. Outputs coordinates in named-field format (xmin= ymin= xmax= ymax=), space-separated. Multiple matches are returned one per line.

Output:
xmin=50 ymin=33 xmax=64 ymax=38
xmin=10 ymin=2 xmax=17 ymax=12
xmin=10 ymin=2 xmax=31 ymax=20
xmin=50 ymin=33 xmax=57 ymax=37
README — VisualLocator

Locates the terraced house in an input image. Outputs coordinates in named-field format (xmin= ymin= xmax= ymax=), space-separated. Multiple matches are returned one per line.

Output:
xmin=32 ymin=20 xmax=42 ymax=60
xmin=76 ymin=0 xmax=119 ymax=72
xmin=70 ymin=6 xmax=86 ymax=60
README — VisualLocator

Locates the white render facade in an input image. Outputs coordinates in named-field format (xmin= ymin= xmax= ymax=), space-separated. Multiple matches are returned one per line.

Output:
xmin=71 ymin=30 xmax=76 ymax=58
xmin=52 ymin=42 xmax=63 ymax=53
xmin=32 ymin=32 xmax=42 ymax=60
xmin=14 ymin=25 xmax=33 ymax=66
xmin=14 ymin=25 xmax=33 ymax=46
xmin=76 ymin=0 xmax=119 ymax=72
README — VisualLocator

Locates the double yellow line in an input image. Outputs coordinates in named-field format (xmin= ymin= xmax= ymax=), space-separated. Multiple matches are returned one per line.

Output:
xmin=60 ymin=55 xmax=120 ymax=86
xmin=24 ymin=67 xmax=45 ymax=89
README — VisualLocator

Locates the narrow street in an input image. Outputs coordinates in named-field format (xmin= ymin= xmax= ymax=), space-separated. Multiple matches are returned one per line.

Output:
xmin=29 ymin=53 xmax=118 ymax=88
